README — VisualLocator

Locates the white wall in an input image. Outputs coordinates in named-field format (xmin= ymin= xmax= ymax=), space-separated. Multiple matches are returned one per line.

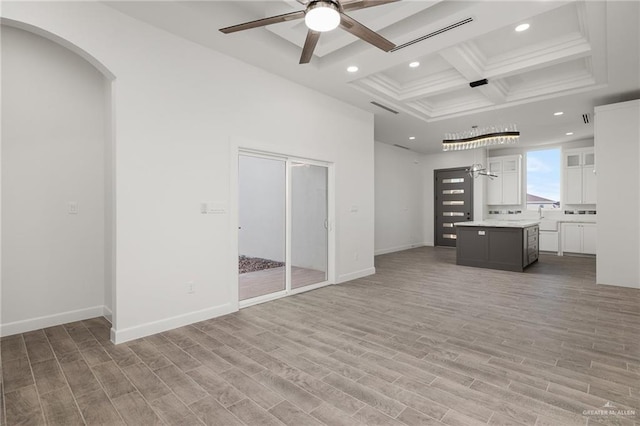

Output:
xmin=1 ymin=2 xmax=375 ymax=342
xmin=374 ymin=144 xmax=486 ymax=250
xmin=422 ymin=149 xmax=486 ymax=246
xmin=1 ymin=26 xmax=108 ymax=334
xmin=374 ymin=142 xmax=424 ymax=254
xmin=595 ymin=100 xmax=640 ymax=289
xmin=238 ymin=155 xmax=285 ymax=262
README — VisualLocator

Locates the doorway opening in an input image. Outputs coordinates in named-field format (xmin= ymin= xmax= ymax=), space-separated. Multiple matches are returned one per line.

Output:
xmin=1 ymin=24 xmax=116 ymax=338
xmin=238 ymin=152 xmax=332 ymax=306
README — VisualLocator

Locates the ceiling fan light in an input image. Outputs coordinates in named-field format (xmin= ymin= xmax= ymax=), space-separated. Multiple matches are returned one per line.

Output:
xmin=305 ymin=1 xmax=340 ymax=32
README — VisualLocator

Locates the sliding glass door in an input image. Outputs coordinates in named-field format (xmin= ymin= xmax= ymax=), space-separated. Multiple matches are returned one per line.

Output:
xmin=238 ymin=153 xmax=330 ymax=305
xmin=291 ymin=162 xmax=328 ymax=289
xmin=238 ymin=154 xmax=286 ymax=301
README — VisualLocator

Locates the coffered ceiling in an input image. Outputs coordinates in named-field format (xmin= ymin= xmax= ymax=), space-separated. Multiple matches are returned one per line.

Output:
xmin=107 ymin=1 xmax=639 ymax=154
xmin=355 ymin=2 xmax=605 ymax=122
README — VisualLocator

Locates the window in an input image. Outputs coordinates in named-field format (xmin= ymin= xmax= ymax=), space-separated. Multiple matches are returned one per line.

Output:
xmin=526 ymin=148 xmax=561 ymax=210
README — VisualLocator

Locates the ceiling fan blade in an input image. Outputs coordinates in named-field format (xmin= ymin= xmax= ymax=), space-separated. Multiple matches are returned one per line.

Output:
xmin=341 ymin=0 xmax=400 ymax=12
xmin=300 ymin=30 xmax=321 ymax=64
xmin=219 ymin=10 xmax=305 ymax=34
xmin=339 ymin=13 xmax=395 ymax=51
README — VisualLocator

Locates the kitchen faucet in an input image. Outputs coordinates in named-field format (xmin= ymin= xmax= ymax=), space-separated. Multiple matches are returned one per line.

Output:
xmin=538 ymin=205 xmax=544 ymax=219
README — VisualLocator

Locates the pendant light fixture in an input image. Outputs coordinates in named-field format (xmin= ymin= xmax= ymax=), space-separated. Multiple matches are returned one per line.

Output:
xmin=443 ymin=124 xmax=520 ymax=151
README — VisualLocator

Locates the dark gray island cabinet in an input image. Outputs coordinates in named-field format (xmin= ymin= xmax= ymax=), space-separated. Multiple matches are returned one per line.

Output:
xmin=454 ymin=221 xmax=539 ymax=272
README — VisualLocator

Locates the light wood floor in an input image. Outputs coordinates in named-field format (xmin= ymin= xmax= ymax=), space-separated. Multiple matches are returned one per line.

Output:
xmin=239 ymin=266 xmax=327 ymax=301
xmin=2 ymin=247 xmax=639 ymax=425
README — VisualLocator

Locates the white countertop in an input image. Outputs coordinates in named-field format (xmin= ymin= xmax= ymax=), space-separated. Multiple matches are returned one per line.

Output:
xmin=554 ymin=218 xmax=597 ymax=223
xmin=455 ymin=220 xmax=540 ymax=228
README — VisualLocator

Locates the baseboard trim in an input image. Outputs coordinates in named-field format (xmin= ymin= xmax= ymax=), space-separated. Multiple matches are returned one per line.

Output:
xmin=375 ymin=244 xmax=425 ymax=256
xmin=103 ymin=306 xmax=113 ymax=324
xmin=111 ymin=303 xmax=236 ymax=344
xmin=1 ymin=305 xmax=105 ymax=337
xmin=337 ymin=267 xmax=375 ymax=284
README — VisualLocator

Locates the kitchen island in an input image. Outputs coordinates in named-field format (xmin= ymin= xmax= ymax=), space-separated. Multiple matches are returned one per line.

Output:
xmin=454 ymin=221 xmax=539 ymax=272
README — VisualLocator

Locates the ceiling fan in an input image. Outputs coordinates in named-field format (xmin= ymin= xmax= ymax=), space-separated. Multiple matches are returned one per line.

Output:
xmin=219 ymin=0 xmax=399 ymax=64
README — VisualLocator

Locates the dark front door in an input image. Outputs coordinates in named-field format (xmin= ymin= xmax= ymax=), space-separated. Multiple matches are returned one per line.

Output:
xmin=435 ymin=168 xmax=474 ymax=247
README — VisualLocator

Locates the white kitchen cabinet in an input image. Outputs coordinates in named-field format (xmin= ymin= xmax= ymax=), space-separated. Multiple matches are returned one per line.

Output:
xmin=564 ymin=148 xmax=596 ymax=204
xmin=539 ymin=231 xmax=559 ymax=252
xmin=562 ymin=224 xmax=583 ymax=253
xmin=561 ymin=222 xmax=596 ymax=255
xmin=582 ymin=223 xmax=597 ymax=254
xmin=486 ymin=155 xmax=521 ymax=205
xmin=487 ymin=160 xmax=503 ymax=205
xmin=565 ymin=168 xmax=583 ymax=204
xmin=582 ymin=165 xmax=597 ymax=204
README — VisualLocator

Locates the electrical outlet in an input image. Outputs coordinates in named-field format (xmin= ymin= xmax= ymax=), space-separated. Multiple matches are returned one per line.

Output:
xmin=187 ymin=281 xmax=195 ymax=294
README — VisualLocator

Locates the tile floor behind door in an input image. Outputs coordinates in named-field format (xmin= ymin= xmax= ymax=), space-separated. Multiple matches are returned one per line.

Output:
xmin=239 ymin=266 xmax=327 ymax=301
xmin=2 ymin=247 xmax=639 ymax=425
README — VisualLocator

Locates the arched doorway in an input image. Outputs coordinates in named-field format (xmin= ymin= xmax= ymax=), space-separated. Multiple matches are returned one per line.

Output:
xmin=1 ymin=23 xmax=116 ymax=337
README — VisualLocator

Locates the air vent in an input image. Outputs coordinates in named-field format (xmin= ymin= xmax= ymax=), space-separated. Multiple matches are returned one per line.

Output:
xmin=371 ymin=101 xmax=399 ymax=114
xmin=393 ymin=144 xmax=411 ymax=150
xmin=582 ymin=113 xmax=591 ymax=124
xmin=390 ymin=18 xmax=473 ymax=52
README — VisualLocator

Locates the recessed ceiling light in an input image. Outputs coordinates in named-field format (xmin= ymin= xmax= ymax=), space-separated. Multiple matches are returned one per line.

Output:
xmin=566 ymin=132 xmax=574 ymax=136
xmin=554 ymin=111 xmax=564 ymax=116
xmin=347 ymin=66 xmax=359 ymax=73
xmin=409 ymin=61 xmax=420 ymax=68
xmin=515 ymin=23 xmax=530 ymax=32
xmin=409 ymin=136 xmax=416 ymax=140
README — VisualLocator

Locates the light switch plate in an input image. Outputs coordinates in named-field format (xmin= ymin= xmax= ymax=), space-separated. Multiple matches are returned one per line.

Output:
xmin=201 ymin=202 xmax=226 ymax=214
xmin=207 ymin=204 xmax=226 ymax=214
xmin=68 ymin=202 xmax=79 ymax=215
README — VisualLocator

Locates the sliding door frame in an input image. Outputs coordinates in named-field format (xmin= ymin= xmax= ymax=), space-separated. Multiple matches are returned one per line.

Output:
xmin=237 ymin=151 xmax=288 ymax=307
xmin=232 ymin=145 xmax=335 ymax=310
xmin=287 ymin=158 xmax=332 ymax=297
